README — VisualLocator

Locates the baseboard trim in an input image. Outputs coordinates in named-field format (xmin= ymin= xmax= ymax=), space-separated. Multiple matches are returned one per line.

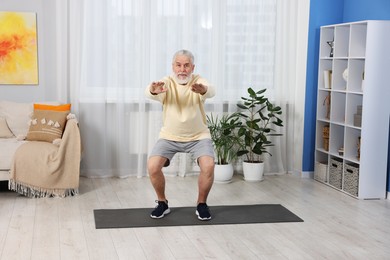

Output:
xmin=0 ymin=170 xmax=9 ymax=181
xmin=300 ymin=171 xmax=313 ymax=178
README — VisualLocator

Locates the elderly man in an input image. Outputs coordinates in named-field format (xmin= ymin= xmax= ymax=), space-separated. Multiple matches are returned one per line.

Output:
xmin=145 ymin=49 xmax=215 ymax=221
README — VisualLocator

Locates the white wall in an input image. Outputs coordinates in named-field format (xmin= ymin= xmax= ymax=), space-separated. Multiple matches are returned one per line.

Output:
xmin=0 ymin=0 xmax=59 ymax=102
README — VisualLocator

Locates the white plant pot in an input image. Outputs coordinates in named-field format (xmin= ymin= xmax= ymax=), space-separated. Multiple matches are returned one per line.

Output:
xmin=242 ymin=161 xmax=264 ymax=182
xmin=214 ymin=164 xmax=234 ymax=183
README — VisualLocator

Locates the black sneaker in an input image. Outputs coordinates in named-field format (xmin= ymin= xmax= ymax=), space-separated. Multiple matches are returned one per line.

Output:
xmin=196 ymin=203 xmax=211 ymax=221
xmin=150 ymin=200 xmax=170 ymax=219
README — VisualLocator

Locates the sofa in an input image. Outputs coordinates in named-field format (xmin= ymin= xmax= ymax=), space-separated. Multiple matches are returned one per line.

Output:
xmin=0 ymin=100 xmax=82 ymax=197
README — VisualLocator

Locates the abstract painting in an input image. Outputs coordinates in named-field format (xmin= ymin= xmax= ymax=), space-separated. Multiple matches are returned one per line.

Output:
xmin=0 ymin=12 xmax=38 ymax=84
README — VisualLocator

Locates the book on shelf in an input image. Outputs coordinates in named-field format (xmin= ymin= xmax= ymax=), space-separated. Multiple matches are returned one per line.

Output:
xmin=323 ymin=70 xmax=332 ymax=89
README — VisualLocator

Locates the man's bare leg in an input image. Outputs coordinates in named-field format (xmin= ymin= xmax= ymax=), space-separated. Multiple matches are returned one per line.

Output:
xmin=147 ymin=156 xmax=168 ymax=202
xmin=197 ymin=155 xmax=215 ymax=204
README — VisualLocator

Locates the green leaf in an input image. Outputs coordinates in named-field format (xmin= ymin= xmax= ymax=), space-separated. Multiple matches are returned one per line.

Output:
xmin=237 ymin=150 xmax=248 ymax=156
xmin=256 ymin=89 xmax=267 ymax=95
xmin=248 ymin=88 xmax=256 ymax=96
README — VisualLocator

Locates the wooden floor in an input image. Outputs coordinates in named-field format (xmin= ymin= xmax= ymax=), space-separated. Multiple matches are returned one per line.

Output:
xmin=0 ymin=174 xmax=389 ymax=260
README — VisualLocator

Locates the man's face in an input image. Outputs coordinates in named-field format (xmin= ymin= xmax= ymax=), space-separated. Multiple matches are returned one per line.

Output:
xmin=172 ymin=55 xmax=195 ymax=84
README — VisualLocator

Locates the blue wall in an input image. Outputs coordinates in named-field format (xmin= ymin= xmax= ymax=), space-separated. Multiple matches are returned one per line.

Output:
xmin=303 ymin=0 xmax=390 ymax=192
xmin=343 ymin=0 xmax=390 ymax=22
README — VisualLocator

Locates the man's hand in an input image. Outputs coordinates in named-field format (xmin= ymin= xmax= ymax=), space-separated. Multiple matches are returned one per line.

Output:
xmin=191 ymin=83 xmax=207 ymax=95
xmin=150 ymin=81 xmax=167 ymax=95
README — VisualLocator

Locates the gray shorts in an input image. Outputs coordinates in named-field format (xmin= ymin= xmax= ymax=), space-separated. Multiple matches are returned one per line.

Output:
xmin=149 ymin=139 xmax=215 ymax=167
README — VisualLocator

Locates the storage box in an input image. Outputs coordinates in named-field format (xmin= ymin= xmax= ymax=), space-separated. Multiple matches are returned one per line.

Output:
xmin=343 ymin=163 xmax=359 ymax=197
xmin=314 ymin=162 xmax=328 ymax=182
xmin=356 ymin=105 xmax=362 ymax=115
xmin=354 ymin=114 xmax=362 ymax=127
xmin=329 ymin=158 xmax=343 ymax=189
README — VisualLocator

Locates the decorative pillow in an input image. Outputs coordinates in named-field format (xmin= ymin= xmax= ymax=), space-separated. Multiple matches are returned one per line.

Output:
xmin=0 ymin=117 xmax=14 ymax=138
xmin=0 ymin=101 xmax=33 ymax=137
xmin=26 ymin=104 xmax=71 ymax=143
xmin=34 ymin=103 xmax=70 ymax=111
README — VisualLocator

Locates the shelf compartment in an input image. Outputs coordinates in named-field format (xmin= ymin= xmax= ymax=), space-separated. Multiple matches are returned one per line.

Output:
xmin=330 ymin=92 xmax=346 ymax=124
xmin=349 ymin=23 xmax=367 ymax=57
xmin=318 ymin=59 xmax=333 ymax=89
xmin=320 ymin=27 xmax=335 ymax=58
xmin=329 ymin=123 xmax=344 ymax=156
xmin=344 ymin=127 xmax=361 ymax=163
xmin=332 ymin=59 xmax=348 ymax=90
xmin=334 ymin=25 xmax=350 ymax=58
xmin=315 ymin=151 xmax=328 ymax=163
xmin=316 ymin=121 xmax=330 ymax=152
xmin=345 ymin=93 xmax=363 ymax=127
xmin=316 ymin=90 xmax=332 ymax=121
xmin=347 ymin=59 xmax=365 ymax=92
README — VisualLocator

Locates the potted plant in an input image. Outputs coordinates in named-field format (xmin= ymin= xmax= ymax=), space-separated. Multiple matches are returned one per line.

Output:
xmin=236 ymin=87 xmax=283 ymax=181
xmin=207 ymin=113 xmax=241 ymax=183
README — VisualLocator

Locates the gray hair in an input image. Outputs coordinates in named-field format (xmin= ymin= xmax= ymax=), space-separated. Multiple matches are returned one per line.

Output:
xmin=172 ymin=49 xmax=194 ymax=64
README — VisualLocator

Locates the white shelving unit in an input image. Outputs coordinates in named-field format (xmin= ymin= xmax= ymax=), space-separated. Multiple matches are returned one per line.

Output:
xmin=314 ymin=20 xmax=390 ymax=199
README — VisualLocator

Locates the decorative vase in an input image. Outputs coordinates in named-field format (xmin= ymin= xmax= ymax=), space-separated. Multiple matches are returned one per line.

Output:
xmin=214 ymin=164 xmax=234 ymax=183
xmin=343 ymin=68 xmax=348 ymax=89
xmin=242 ymin=161 xmax=264 ymax=182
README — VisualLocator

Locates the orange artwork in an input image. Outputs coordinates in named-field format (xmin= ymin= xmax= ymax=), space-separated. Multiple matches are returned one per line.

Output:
xmin=0 ymin=12 xmax=38 ymax=84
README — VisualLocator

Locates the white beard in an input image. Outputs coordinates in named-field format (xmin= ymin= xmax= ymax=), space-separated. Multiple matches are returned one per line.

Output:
xmin=173 ymin=73 xmax=192 ymax=85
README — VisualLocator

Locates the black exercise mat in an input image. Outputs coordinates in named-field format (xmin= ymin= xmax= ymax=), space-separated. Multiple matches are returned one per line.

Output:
xmin=94 ymin=204 xmax=303 ymax=229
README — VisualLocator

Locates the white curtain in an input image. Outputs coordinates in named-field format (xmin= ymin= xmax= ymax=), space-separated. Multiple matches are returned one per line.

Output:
xmin=59 ymin=0 xmax=309 ymax=178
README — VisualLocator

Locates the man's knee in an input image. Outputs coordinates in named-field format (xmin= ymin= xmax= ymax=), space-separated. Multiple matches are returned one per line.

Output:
xmin=198 ymin=156 xmax=215 ymax=172
xmin=147 ymin=156 xmax=167 ymax=175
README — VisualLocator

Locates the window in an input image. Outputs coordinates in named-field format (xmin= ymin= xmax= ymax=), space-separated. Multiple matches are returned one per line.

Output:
xmin=79 ymin=0 xmax=276 ymax=102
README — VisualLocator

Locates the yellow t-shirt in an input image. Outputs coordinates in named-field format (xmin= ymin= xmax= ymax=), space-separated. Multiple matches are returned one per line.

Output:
xmin=145 ymin=74 xmax=215 ymax=142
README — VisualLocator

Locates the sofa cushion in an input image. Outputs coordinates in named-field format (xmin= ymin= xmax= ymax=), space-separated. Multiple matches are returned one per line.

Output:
xmin=0 ymin=117 xmax=14 ymax=138
xmin=26 ymin=104 xmax=71 ymax=143
xmin=33 ymin=103 xmax=71 ymax=111
xmin=0 ymin=101 xmax=33 ymax=137
xmin=0 ymin=138 xmax=27 ymax=170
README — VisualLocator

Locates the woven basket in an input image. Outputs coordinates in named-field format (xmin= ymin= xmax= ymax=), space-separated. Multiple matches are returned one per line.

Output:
xmin=314 ymin=162 xmax=328 ymax=182
xmin=322 ymin=125 xmax=330 ymax=151
xmin=329 ymin=158 xmax=342 ymax=189
xmin=323 ymin=125 xmax=330 ymax=138
xmin=343 ymin=163 xmax=359 ymax=196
